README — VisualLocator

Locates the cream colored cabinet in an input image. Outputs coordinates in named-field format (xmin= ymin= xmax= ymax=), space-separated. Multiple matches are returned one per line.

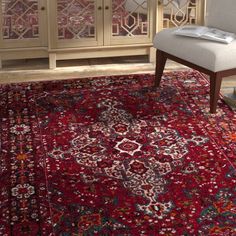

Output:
xmin=48 ymin=0 xmax=158 ymax=68
xmin=0 ymin=0 xmax=48 ymax=68
xmin=0 ymin=0 xmax=205 ymax=69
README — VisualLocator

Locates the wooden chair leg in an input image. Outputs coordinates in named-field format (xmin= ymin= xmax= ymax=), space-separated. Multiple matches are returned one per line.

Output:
xmin=155 ymin=50 xmax=167 ymax=87
xmin=210 ymin=73 xmax=222 ymax=113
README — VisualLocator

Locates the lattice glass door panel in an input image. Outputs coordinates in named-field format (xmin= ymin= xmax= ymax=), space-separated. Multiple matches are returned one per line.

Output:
xmin=104 ymin=0 xmax=153 ymax=45
xmin=112 ymin=0 xmax=148 ymax=37
xmin=49 ymin=0 xmax=103 ymax=48
xmin=1 ymin=0 xmax=39 ymax=40
xmin=0 ymin=0 xmax=47 ymax=48
xmin=162 ymin=0 xmax=199 ymax=28
xmin=57 ymin=0 xmax=96 ymax=40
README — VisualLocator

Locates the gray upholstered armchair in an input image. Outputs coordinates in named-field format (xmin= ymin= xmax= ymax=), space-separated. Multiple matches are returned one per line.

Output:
xmin=153 ymin=0 xmax=236 ymax=113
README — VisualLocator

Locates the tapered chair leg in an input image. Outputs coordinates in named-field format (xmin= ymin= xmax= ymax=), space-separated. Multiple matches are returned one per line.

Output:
xmin=155 ymin=50 xmax=167 ymax=87
xmin=210 ymin=73 xmax=222 ymax=113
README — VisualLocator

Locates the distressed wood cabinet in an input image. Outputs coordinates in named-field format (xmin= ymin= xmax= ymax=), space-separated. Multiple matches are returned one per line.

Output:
xmin=0 ymin=0 xmax=205 ymax=69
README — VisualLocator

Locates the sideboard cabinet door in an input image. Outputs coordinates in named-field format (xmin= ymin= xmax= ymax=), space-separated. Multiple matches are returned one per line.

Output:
xmin=104 ymin=0 xmax=155 ymax=46
xmin=159 ymin=0 xmax=205 ymax=30
xmin=0 ymin=0 xmax=47 ymax=49
xmin=48 ymin=0 xmax=103 ymax=49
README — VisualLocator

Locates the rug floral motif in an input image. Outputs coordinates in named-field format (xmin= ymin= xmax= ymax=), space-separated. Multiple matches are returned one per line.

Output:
xmin=0 ymin=71 xmax=236 ymax=235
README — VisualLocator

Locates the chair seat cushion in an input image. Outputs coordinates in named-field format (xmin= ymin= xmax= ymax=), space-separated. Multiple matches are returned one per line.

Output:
xmin=153 ymin=28 xmax=236 ymax=72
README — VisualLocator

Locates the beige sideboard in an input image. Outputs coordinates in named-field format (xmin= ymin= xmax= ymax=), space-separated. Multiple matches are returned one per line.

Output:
xmin=0 ymin=0 xmax=204 ymax=69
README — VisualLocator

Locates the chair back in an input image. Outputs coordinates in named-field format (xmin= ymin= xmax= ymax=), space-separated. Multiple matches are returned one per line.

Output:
xmin=205 ymin=0 xmax=236 ymax=34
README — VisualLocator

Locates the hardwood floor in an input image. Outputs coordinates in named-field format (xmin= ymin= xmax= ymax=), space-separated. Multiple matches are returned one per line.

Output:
xmin=0 ymin=56 xmax=188 ymax=84
xmin=0 ymin=56 xmax=235 ymax=108
xmin=0 ymin=56 xmax=152 ymax=84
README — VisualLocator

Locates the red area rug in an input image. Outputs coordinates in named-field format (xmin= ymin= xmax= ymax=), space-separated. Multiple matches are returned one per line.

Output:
xmin=0 ymin=71 xmax=236 ymax=235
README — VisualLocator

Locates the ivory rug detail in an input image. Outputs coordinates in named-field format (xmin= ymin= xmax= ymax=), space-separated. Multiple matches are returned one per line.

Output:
xmin=0 ymin=71 xmax=236 ymax=235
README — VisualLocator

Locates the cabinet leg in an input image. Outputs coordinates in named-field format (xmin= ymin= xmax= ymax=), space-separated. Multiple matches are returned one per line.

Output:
xmin=149 ymin=47 xmax=156 ymax=63
xmin=49 ymin=53 xmax=57 ymax=69
xmin=0 ymin=55 xmax=2 ymax=69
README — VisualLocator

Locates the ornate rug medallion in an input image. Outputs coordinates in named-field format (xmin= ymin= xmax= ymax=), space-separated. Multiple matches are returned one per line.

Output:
xmin=0 ymin=71 xmax=236 ymax=235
